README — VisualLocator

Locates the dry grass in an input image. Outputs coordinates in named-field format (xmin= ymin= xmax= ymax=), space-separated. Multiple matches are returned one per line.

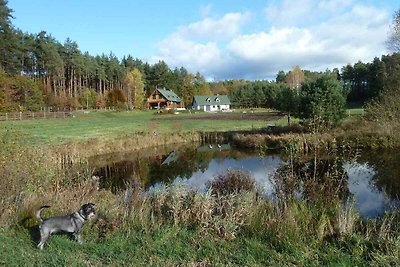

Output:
xmin=232 ymin=118 xmax=400 ymax=153
xmin=54 ymin=131 xmax=204 ymax=159
xmin=206 ymin=169 xmax=256 ymax=196
xmin=125 ymin=184 xmax=254 ymax=240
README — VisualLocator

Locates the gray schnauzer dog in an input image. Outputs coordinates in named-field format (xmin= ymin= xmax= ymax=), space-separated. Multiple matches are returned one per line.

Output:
xmin=36 ymin=203 xmax=96 ymax=249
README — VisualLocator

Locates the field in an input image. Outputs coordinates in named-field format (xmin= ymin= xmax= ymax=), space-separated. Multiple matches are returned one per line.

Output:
xmin=345 ymin=102 xmax=365 ymax=116
xmin=0 ymin=110 xmax=284 ymax=145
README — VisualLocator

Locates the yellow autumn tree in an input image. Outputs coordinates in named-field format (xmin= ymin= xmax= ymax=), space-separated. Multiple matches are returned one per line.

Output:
xmin=125 ymin=68 xmax=145 ymax=109
xmin=285 ymin=66 xmax=305 ymax=89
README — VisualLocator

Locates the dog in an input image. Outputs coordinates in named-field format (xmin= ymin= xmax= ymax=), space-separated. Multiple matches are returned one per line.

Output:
xmin=36 ymin=203 xmax=96 ymax=250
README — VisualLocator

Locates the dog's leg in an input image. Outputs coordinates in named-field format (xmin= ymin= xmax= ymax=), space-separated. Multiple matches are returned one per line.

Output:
xmin=37 ymin=230 xmax=50 ymax=250
xmin=73 ymin=231 xmax=83 ymax=244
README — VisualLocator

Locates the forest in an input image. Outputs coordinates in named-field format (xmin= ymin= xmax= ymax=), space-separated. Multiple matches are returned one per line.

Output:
xmin=1 ymin=0 xmax=400 ymax=113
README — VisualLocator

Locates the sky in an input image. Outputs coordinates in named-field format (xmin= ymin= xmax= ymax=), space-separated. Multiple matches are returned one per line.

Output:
xmin=7 ymin=0 xmax=399 ymax=80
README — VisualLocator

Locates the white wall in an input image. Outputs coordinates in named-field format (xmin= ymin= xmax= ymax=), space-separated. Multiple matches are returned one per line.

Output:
xmin=193 ymin=103 xmax=230 ymax=112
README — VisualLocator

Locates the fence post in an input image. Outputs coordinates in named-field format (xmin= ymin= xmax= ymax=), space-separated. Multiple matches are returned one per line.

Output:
xmin=32 ymin=112 xmax=35 ymax=120
xmin=44 ymin=110 xmax=46 ymax=119
xmin=63 ymin=112 xmax=65 ymax=119
xmin=5 ymin=113 xmax=7 ymax=121
xmin=20 ymin=112 xmax=22 ymax=120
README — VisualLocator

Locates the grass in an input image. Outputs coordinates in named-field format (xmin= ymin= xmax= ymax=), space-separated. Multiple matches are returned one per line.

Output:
xmin=1 ymin=226 xmax=392 ymax=267
xmin=346 ymin=102 xmax=365 ymax=116
xmin=0 ymin=110 xmax=269 ymax=145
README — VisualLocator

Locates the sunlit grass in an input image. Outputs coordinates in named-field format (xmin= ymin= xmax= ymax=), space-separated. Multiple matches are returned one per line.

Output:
xmin=0 ymin=110 xmax=273 ymax=145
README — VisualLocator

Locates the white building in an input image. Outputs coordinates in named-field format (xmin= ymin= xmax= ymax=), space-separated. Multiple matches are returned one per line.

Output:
xmin=191 ymin=95 xmax=231 ymax=112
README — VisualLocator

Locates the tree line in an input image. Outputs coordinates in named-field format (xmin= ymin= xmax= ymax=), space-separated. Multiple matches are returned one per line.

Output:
xmin=0 ymin=0 xmax=213 ymax=111
xmin=1 ymin=0 xmax=400 ymax=121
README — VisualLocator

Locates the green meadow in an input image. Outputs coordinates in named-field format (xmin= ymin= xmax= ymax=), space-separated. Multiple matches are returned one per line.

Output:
xmin=0 ymin=110 xmax=271 ymax=145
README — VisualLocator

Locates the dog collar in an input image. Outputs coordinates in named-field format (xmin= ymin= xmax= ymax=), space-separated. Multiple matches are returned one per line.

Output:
xmin=75 ymin=212 xmax=86 ymax=221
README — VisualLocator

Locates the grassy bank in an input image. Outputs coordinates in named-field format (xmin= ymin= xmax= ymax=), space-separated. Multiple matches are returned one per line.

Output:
xmin=1 ymin=181 xmax=399 ymax=266
xmin=2 ymin=222 xmax=399 ymax=266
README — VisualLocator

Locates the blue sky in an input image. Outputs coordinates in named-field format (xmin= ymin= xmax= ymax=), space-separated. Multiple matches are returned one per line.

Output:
xmin=8 ymin=0 xmax=399 ymax=80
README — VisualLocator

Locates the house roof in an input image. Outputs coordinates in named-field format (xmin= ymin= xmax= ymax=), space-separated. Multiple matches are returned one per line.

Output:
xmin=193 ymin=95 xmax=231 ymax=106
xmin=157 ymin=88 xmax=182 ymax=102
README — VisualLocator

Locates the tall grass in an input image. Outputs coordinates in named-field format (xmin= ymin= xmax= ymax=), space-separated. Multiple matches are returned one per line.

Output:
xmin=0 ymin=128 xmax=116 ymax=226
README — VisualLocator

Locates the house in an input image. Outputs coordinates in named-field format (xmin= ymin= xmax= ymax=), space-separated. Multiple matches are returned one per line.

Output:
xmin=147 ymin=88 xmax=184 ymax=109
xmin=192 ymin=95 xmax=231 ymax=112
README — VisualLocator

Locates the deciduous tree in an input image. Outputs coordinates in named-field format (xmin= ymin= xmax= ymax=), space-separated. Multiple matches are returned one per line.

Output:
xmin=285 ymin=66 xmax=305 ymax=89
xmin=125 ymin=68 xmax=145 ymax=108
xmin=276 ymin=86 xmax=299 ymax=125
xmin=387 ymin=9 xmax=400 ymax=52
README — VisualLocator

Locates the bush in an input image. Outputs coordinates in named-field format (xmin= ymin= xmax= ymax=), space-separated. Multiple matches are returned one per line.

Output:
xmin=365 ymin=87 xmax=400 ymax=133
xmin=0 ymin=72 xmax=45 ymax=111
xmin=107 ymin=89 xmax=126 ymax=107
xmin=154 ymin=109 xmax=176 ymax=115
xmin=206 ymin=169 xmax=256 ymax=196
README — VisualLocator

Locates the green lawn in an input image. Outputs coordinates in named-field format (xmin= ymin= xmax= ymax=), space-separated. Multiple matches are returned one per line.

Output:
xmin=0 ymin=110 xmax=270 ymax=145
xmin=0 ymin=227 xmax=385 ymax=267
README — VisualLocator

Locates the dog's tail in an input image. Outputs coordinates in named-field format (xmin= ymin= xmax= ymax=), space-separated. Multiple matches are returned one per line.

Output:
xmin=36 ymin=205 xmax=51 ymax=222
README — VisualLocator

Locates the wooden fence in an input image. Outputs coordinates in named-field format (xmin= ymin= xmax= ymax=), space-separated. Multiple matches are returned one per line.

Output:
xmin=0 ymin=111 xmax=73 ymax=121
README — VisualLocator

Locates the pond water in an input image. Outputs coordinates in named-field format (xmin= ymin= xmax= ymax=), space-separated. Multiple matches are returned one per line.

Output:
xmin=89 ymin=143 xmax=400 ymax=218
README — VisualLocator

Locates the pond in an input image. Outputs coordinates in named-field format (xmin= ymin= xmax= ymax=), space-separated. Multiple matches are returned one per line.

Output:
xmin=89 ymin=143 xmax=400 ymax=218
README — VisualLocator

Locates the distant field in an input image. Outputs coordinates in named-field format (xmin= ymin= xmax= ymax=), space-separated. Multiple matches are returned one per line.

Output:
xmin=346 ymin=102 xmax=365 ymax=116
xmin=0 ymin=110 xmax=283 ymax=145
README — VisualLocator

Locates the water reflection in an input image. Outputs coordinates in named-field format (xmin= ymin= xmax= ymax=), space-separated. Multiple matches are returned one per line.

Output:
xmin=90 ymin=144 xmax=400 ymax=218
xmin=345 ymin=155 xmax=400 ymax=218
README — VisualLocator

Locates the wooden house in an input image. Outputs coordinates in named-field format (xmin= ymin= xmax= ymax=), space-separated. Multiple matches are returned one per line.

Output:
xmin=147 ymin=88 xmax=183 ymax=109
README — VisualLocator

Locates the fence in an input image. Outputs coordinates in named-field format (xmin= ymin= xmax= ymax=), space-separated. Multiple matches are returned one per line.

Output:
xmin=0 ymin=111 xmax=73 ymax=121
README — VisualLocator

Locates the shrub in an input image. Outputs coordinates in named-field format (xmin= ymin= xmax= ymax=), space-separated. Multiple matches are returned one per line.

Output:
xmin=365 ymin=86 xmax=400 ymax=133
xmin=206 ymin=169 xmax=256 ymax=196
xmin=0 ymin=72 xmax=45 ymax=111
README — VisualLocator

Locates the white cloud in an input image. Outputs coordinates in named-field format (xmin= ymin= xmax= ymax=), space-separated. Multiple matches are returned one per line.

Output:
xmin=150 ymin=34 xmax=222 ymax=74
xmin=177 ymin=11 xmax=251 ymax=40
xmin=265 ymin=0 xmax=316 ymax=26
xmin=152 ymin=1 xmax=393 ymax=80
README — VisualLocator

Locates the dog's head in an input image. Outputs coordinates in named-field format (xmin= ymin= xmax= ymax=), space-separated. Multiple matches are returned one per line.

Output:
xmin=80 ymin=203 xmax=96 ymax=220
